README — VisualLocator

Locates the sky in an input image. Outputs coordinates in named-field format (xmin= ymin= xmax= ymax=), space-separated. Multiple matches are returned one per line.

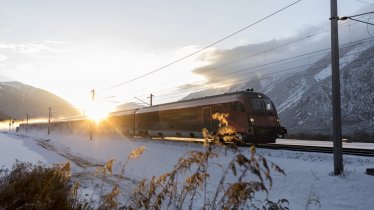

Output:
xmin=0 ymin=0 xmax=373 ymax=116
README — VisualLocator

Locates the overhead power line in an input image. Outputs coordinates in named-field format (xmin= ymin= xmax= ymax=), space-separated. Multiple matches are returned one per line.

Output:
xmin=348 ymin=10 xmax=374 ymax=18
xmin=355 ymin=0 xmax=374 ymax=6
xmin=101 ymin=0 xmax=303 ymax=91
xmin=131 ymin=20 xmax=363 ymax=99
xmin=348 ymin=17 xmax=374 ymax=26
xmin=134 ymin=36 xmax=374 ymax=99
xmin=339 ymin=11 xmax=374 ymax=25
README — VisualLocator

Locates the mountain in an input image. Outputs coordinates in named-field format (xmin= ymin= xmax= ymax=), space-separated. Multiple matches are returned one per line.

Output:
xmin=0 ymin=81 xmax=79 ymax=120
xmin=183 ymin=40 xmax=374 ymax=138
xmin=253 ymin=42 xmax=373 ymax=137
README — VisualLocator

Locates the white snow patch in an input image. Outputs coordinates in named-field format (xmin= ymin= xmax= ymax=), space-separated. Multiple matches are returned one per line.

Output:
xmin=278 ymin=78 xmax=307 ymax=113
xmin=314 ymin=42 xmax=372 ymax=82
xmin=314 ymin=65 xmax=331 ymax=81
xmin=0 ymin=132 xmax=47 ymax=168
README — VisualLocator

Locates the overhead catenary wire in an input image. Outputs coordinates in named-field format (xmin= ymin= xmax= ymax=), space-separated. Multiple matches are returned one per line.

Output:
xmin=95 ymin=18 xmax=362 ymax=103
xmin=130 ymin=43 xmax=372 ymax=104
xmin=348 ymin=17 xmax=374 ymax=26
xmin=53 ymin=48 xmax=372 ymax=121
xmin=120 ymin=19 xmax=366 ymax=101
xmin=46 ymin=6 xmax=374 ymax=118
xmin=154 ymin=53 xmax=372 ymax=103
xmin=348 ymin=10 xmax=374 ymax=18
xmin=87 ymin=35 xmax=373 ymax=109
xmin=355 ymin=0 xmax=374 ymax=6
xmin=339 ymin=10 xmax=374 ymax=26
xmin=133 ymin=36 xmax=374 ymax=100
xmin=100 ymin=0 xmax=303 ymax=91
xmin=51 ymin=32 xmax=374 ymax=120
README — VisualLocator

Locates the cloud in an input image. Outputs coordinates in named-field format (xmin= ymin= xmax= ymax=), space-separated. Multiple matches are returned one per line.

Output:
xmin=0 ymin=54 xmax=7 ymax=62
xmin=0 ymin=41 xmax=69 ymax=55
xmin=188 ymin=19 xmax=373 ymax=90
xmin=44 ymin=40 xmax=67 ymax=45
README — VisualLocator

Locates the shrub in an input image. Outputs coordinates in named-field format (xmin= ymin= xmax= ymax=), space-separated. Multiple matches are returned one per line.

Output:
xmin=0 ymin=161 xmax=86 ymax=210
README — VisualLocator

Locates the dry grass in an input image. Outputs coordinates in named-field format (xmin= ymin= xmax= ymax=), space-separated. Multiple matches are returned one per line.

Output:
xmin=0 ymin=161 xmax=89 ymax=210
xmin=121 ymin=112 xmax=288 ymax=209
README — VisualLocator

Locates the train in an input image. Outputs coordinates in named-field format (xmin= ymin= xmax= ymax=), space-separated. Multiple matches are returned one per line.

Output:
xmin=19 ymin=90 xmax=287 ymax=144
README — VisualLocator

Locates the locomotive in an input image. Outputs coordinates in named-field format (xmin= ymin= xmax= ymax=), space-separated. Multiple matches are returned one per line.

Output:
xmin=19 ymin=90 xmax=287 ymax=144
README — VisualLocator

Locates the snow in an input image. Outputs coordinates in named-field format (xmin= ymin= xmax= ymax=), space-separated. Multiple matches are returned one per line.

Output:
xmin=0 ymin=132 xmax=47 ymax=168
xmin=314 ymin=65 xmax=331 ymax=81
xmin=314 ymin=42 xmax=372 ymax=82
xmin=1 ymin=131 xmax=374 ymax=209
xmin=278 ymin=78 xmax=307 ymax=113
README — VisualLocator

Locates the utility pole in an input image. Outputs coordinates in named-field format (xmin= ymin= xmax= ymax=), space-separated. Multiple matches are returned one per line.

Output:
xmin=330 ymin=0 xmax=343 ymax=175
xmin=149 ymin=93 xmax=153 ymax=107
xmin=9 ymin=117 xmax=11 ymax=132
xmin=91 ymin=89 xmax=95 ymax=101
xmin=90 ymin=89 xmax=95 ymax=140
xmin=26 ymin=114 xmax=29 ymax=132
xmin=48 ymin=107 xmax=51 ymax=135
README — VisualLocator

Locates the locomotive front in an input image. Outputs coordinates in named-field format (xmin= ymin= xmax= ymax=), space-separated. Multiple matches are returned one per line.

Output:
xmin=239 ymin=91 xmax=287 ymax=143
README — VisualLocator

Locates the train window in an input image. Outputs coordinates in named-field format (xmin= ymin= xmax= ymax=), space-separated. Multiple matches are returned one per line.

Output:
xmin=235 ymin=102 xmax=245 ymax=112
xmin=223 ymin=102 xmax=245 ymax=112
xmin=250 ymin=99 xmax=274 ymax=114
xmin=266 ymin=103 xmax=271 ymax=111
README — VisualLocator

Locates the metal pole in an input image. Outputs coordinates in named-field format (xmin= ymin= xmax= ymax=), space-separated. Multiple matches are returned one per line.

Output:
xmin=150 ymin=93 xmax=153 ymax=107
xmin=90 ymin=89 xmax=95 ymax=140
xmin=26 ymin=114 xmax=29 ymax=132
xmin=48 ymin=107 xmax=51 ymax=135
xmin=330 ymin=0 xmax=343 ymax=175
xmin=9 ymin=117 xmax=11 ymax=132
xmin=91 ymin=89 xmax=95 ymax=101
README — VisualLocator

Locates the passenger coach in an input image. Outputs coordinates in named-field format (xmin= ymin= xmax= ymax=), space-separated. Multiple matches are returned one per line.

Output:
xmin=18 ymin=90 xmax=287 ymax=144
xmin=133 ymin=90 xmax=286 ymax=143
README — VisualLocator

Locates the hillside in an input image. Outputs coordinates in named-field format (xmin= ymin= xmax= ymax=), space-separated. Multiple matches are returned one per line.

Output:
xmin=0 ymin=81 xmax=79 ymax=120
xmin=257 ymin=42 xmax=374 ymax=137
xmin=183 ymin=40 xmax=374 ymax=138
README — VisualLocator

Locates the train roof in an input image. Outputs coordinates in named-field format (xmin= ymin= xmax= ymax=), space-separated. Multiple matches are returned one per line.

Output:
xmin=136 ymin=90 xmax=269 ymax=113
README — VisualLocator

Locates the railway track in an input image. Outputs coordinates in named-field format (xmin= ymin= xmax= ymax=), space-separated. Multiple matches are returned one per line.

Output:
xmin=147 ymin=137 xmax=374 ymax=157
xmin=256 ymin=143 xmax=374 ymax=157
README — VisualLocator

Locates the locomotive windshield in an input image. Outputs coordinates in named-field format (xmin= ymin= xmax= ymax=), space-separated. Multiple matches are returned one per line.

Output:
xmin=249 ymin=99 xmax=275 ymax=115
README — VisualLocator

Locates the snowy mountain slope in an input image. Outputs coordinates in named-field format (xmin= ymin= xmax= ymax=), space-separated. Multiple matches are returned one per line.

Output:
xmin=183 ymin=40 xmax=374 ymax=137
xmin=264 ymin=41 xmax=374 ymax=135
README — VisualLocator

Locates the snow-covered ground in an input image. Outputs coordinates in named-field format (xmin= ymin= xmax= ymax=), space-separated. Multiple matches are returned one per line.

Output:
xmin=1 ymin=131 xmax=374 ymax=210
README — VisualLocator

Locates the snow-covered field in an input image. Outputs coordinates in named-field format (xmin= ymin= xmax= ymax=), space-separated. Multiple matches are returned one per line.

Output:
xmin=1 ymin=131 xmax=374 ymax=210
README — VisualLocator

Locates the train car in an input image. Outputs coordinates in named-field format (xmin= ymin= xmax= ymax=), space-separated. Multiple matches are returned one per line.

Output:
xmin=135 ymin=90 xmax=286 ymax=143
xmin=18 ymin=90 xmax=286 ymax=144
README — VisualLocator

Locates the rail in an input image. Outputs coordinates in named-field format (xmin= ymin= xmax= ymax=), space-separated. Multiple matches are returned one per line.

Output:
xmin=256 ymin=144 xmax=374 ymax=157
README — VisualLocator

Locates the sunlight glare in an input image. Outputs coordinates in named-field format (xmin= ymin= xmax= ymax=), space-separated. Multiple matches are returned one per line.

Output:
xmin=85 ymin=101 xmax=113 ymax=123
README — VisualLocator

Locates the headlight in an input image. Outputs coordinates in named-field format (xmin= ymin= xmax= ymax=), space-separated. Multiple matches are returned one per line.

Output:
xmin=250 ymin=118 xmax=255 ymax=123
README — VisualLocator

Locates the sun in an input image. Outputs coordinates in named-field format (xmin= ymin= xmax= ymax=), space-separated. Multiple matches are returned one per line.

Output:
xmin=87 ymin=110 xmax=108 ymax=122
xmin=85 ymin=102 xmax=112 ymax=123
